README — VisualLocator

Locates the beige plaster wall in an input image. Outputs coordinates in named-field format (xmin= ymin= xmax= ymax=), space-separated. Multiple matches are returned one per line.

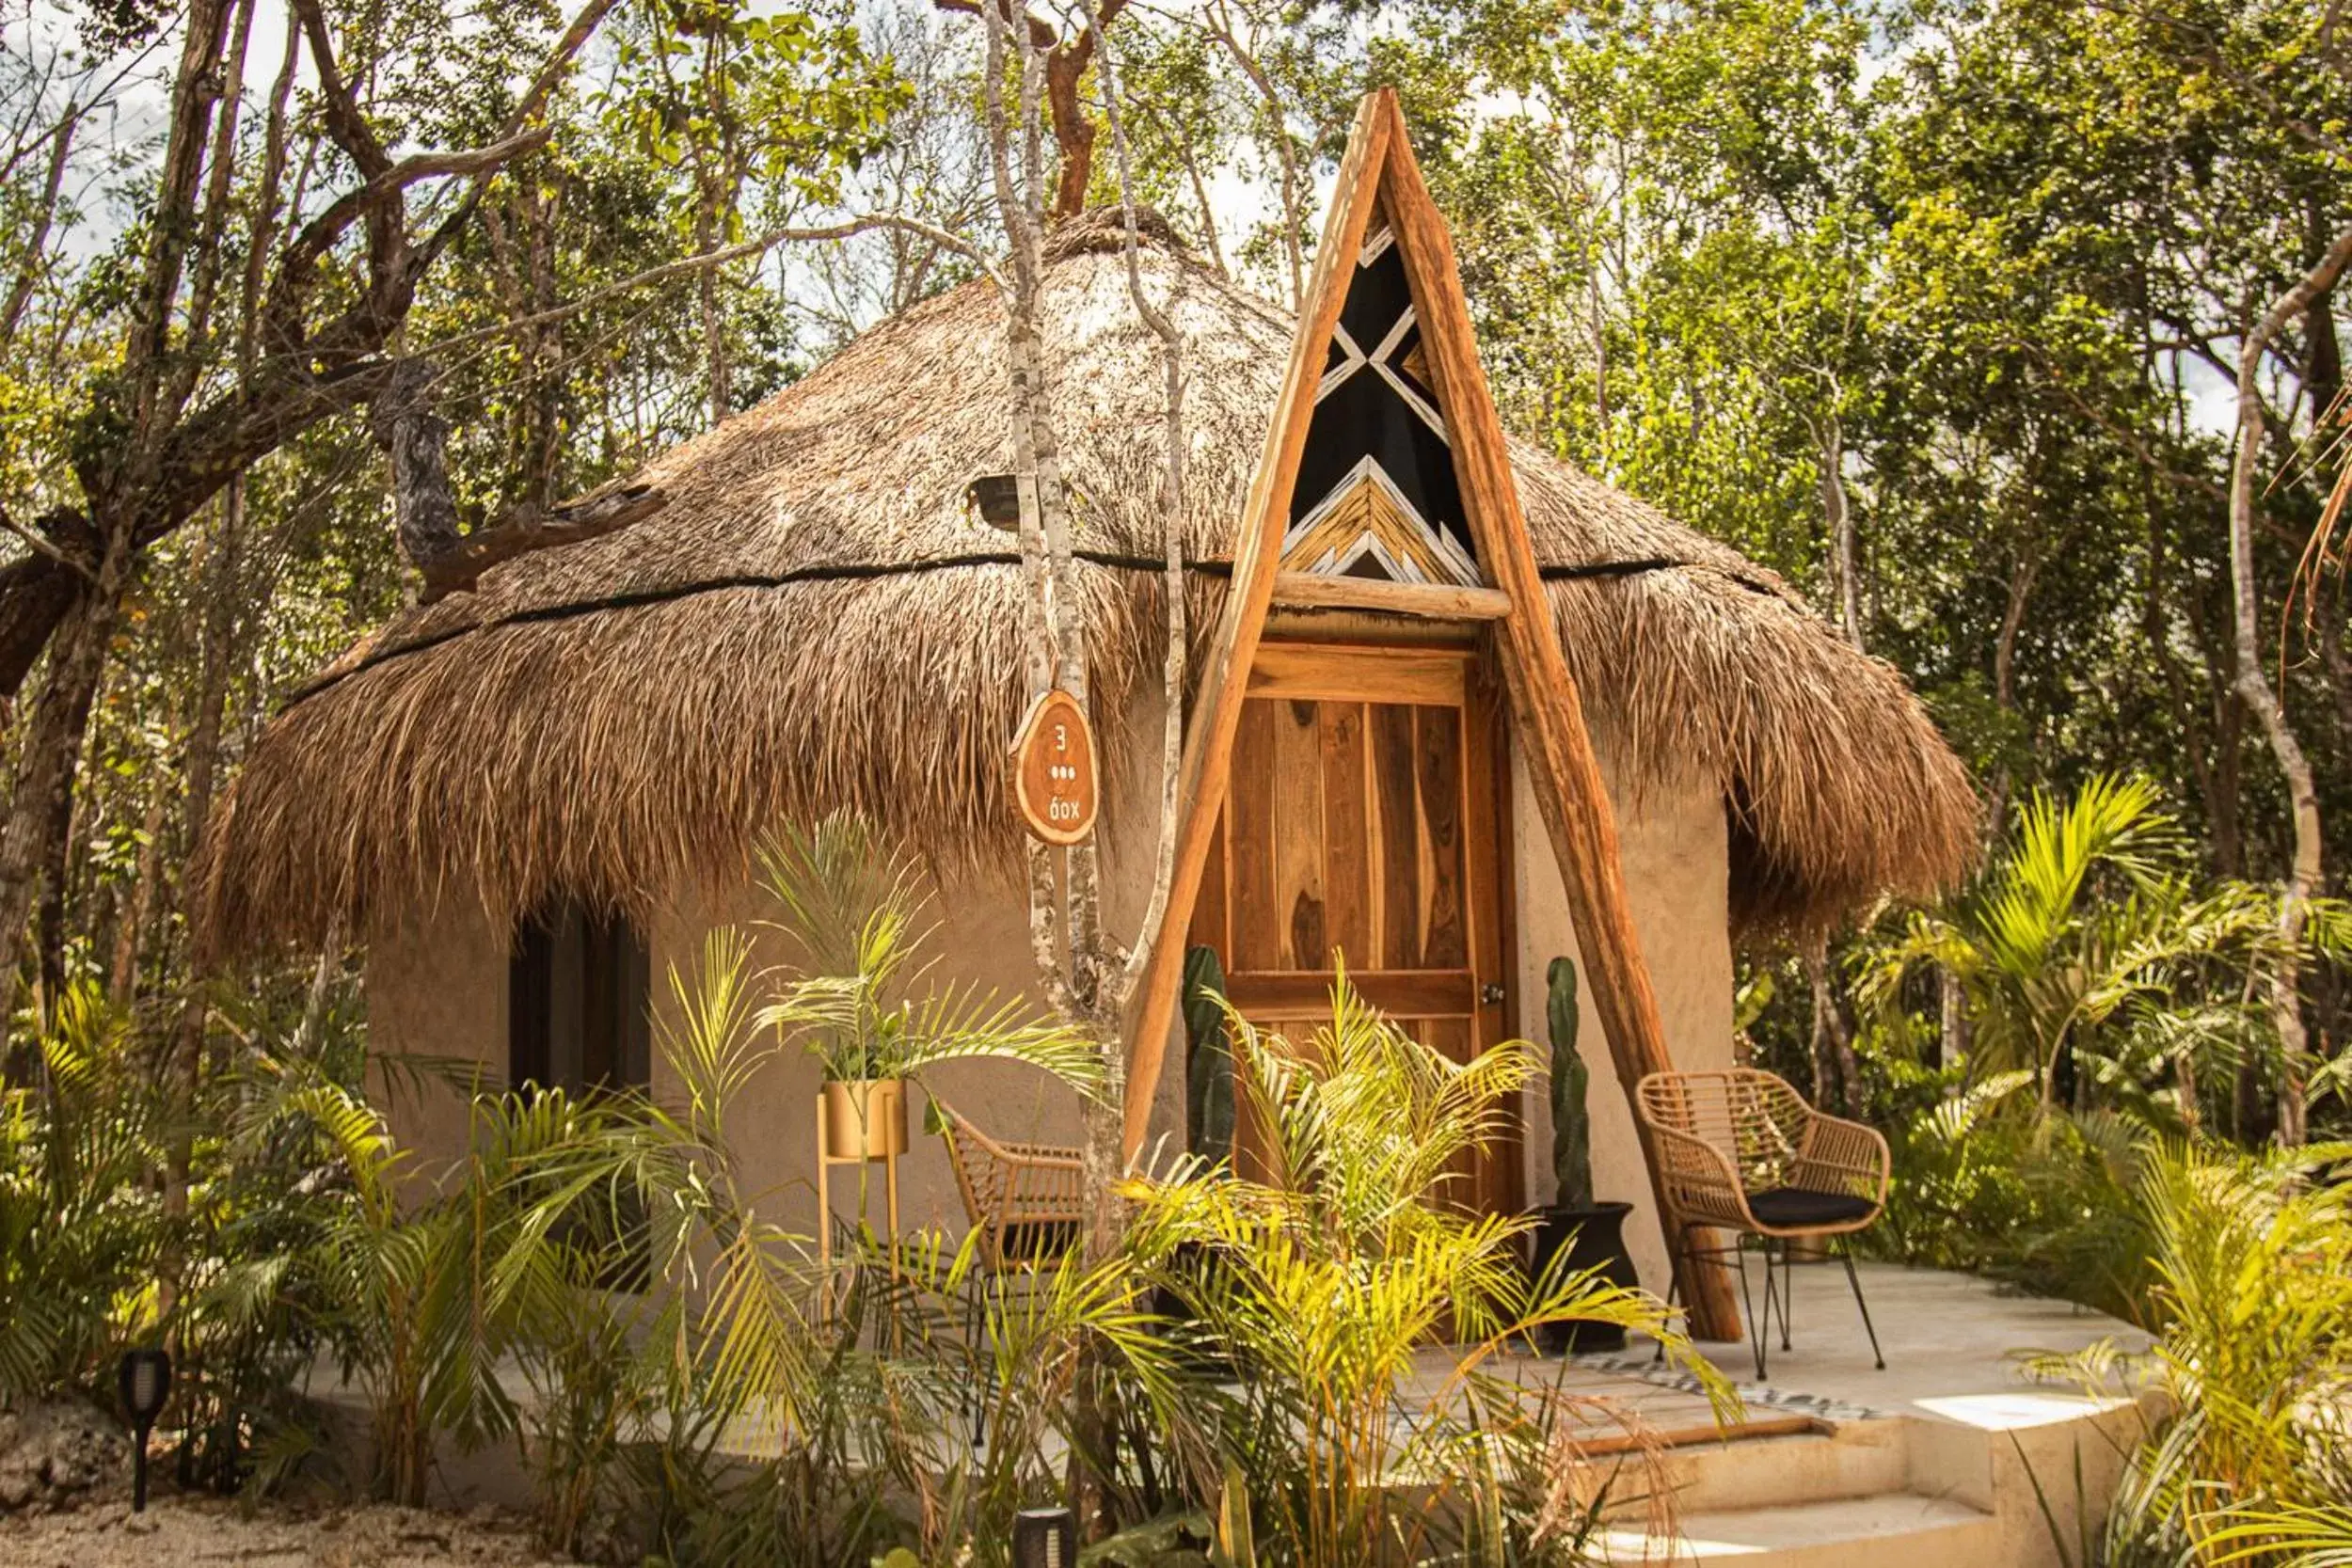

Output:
xmin=358 ymin=685 xmax=1734 ymax=1297
xmin=1510 ymin=746 xmax=1735 ymax=1300
xmin=361 ymin=689 xmax=1171 ymax=1242
xmin=362 ymin=894 xmax=509 ymax=1195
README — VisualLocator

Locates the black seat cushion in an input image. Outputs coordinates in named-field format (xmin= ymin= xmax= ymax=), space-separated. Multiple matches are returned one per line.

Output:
xmin=995 ymin=1219 xmax=1080 ymax=1263
xmin=1746 ymin=1187 xmax=1877 ymax=1229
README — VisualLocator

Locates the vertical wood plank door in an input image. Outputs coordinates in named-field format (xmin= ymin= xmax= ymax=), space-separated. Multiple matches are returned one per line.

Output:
xmin=1187 ymin=641 xmax=1522 ymax=1221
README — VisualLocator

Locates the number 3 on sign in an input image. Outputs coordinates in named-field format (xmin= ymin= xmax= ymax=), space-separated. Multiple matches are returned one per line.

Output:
xmin=1011 ymin=689 xmax=1099 ymax=846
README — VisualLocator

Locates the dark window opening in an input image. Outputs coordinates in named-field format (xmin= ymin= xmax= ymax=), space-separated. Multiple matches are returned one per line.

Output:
xmin=508 ymin=901 xmax=653 ymax=1096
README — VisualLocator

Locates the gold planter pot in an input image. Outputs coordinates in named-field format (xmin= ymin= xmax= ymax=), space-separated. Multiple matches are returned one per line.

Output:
xmin=822 ymin=1077 xmax=908 ymax=1160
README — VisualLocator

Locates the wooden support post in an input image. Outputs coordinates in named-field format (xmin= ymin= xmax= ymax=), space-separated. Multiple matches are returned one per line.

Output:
xmin=1122 ymin=95 xmax=1394 ymax=1157
xmin=1370 ymin=93 xmax=1743 ymax=1343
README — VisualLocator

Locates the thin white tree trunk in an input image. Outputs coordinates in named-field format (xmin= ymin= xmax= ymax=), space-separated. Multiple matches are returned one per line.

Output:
xmin=2230 ymin=224 xmax=2352 ymax=1147
xmin=1816 ymin=406 xmax=1862 ymax=651
xmin=1089 ymin=5 xmax=1189 ymax=1231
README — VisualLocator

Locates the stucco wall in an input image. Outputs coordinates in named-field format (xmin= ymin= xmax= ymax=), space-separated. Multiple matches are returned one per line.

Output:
xmin=361 ymin=689 xmax=1170 ymax=1239
xmin=1510 ymin=745 xmax=1735 ymax=1299
xmin=359 ymin=686 xmax=1733 ymax=1300
xmin=363 ymin=895 xmax=507 ymax=1196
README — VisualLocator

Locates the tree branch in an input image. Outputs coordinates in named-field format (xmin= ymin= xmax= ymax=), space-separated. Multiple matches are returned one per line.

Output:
xmin=932 ymin=0 xmax=1058 ymax=54
xmin=279 ymin=130 xmax=553 ymax=287
xmin=291 ymin=0 xmax=390 ymax=177
xmin=497 ymin=0 xmax=625 ymax=142
xmin=417 ymin=213 xmax=1002 ymax=357
xmin=419 ymin=484 xmax=668 ymax=602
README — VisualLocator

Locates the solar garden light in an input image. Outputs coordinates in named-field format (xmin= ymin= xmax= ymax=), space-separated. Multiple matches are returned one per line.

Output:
xmin=118 ymin=1348 xmax=172 ymax=1513
xmin=1011 ymin=1505 xmax=1076 ymax=1568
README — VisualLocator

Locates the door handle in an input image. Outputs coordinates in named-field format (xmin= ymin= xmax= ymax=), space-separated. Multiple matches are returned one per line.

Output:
xmin=1479 ymin=981 xmax=1506 ymax=1006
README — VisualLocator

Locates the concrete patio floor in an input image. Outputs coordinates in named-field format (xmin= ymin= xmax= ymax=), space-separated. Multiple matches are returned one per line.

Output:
xmin=1638 ymin=1255 xmax=2153 ymax=1416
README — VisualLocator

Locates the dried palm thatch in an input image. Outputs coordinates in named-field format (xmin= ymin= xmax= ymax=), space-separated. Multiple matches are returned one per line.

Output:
xmin=197 ymin=212 xmax=1977 ymax=959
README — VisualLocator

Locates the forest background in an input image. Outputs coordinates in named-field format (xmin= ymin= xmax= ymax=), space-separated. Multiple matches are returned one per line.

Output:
xmin=0 ymin=0 xmax=2344 ymax=1136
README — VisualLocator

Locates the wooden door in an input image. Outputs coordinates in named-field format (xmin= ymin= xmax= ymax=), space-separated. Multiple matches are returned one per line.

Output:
xmin=1186 ymin=640 xmax=1521 ymax=1219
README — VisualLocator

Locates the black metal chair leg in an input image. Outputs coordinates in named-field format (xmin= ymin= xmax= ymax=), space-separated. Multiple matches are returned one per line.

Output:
xmin=961 ymin=1269 xmax=989 ymax=1446
xmin=1735 ymin=1243 xmax=1767 ymax=1382
xmin=1838 ymin=1246 xmax=1885 ymax=1370
xmin=1778 ymin=1239 xmax=1794 ymax=1353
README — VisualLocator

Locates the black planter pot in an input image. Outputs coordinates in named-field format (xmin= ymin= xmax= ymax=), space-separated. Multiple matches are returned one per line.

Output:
xmin=1530 ymin=1200 xmax=1638 ymax=1354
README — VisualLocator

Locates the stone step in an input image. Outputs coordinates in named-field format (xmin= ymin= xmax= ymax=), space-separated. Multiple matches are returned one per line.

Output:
xmin=1649 ymin=1421 xmax=1910 ymax=1514
xmin=1595 ymin=1491 xmax=2001 ymax=1567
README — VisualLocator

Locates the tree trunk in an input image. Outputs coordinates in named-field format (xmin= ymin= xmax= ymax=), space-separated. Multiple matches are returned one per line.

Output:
xmin=2307 ymin=201 xmax=2344 ymax=425
xmin=1817 ymin=408 xmax=1862 ymax=651
xmin=108 ymin=781 xmax=168 ymax=1007
xmin=1589 ymin=259 xmax=1608 ymax=432
xmin=696 ymin=200 xmax=731 ymax=424
xmin=0 ymin=532 xmax=131 ymax=1058
xmin=371 ymin=358 xmax=466 ymax=578
xmin=1983 ymin=551 xmax=2040 ymax=835
xmin=33 ymin=724 xmax=81 ymax=1025
xmin=0 ymin=104 xmax=80 ymax=347
xmin=163 ymin=490 xmax=246 ymax=1235
xmin=1937 ymin=966 xmax=1966 ymax=1074
xmin=2229 ymin=225 xmax=2352 ymax=1148
xmin=1804 ymin=936 xmax=1860 ymax=1115
xmin=1043 ymin=37 xmax=1097 ymax=220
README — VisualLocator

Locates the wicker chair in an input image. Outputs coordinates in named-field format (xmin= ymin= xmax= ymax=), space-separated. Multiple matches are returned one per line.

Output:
xmin=937 ymin=1104 xmax=1086 ymax=1273
xmin=1635 ymin=1069 xmax=1890 ymax=1379
xmin=936 ymin=1104 xmax=1085 ymax=1440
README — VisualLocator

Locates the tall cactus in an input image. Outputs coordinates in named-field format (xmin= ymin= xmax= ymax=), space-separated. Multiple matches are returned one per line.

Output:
xmin=1184 ymin=945 xmax=1236 ymax=1159
xmin=1547 ymin=956 xmax=1595 ymax=1211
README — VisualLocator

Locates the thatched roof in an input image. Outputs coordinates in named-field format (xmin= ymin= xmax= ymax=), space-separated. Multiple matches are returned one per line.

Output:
xmin=198 ymin=212 xmax=1977 ymax=958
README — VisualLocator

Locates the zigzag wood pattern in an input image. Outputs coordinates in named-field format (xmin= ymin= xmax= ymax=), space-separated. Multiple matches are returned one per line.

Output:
xmin=1280 ymin=209 xmax=1481 ymax=588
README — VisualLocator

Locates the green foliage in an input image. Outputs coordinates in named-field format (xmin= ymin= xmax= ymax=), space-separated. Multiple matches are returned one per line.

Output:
xmin=2029 ymin=1140 xmax=2352 ymax=1564
xmin=1850 ymin=777 xmax=2352 ymax=1320
xmin=1861 ymin=1060 xmax=2155 ymax=1321
xmin=0 ymin=987 xmax=166 ymax=1402
xmin=1545 ymin=956 xmax=1594 ymax=1212
xmin=1120 ymin=974 xmax=1725 ymax=1567
xmin=4 ymin=921 xmax=1740 ymax=1564
xmin=754 ymin=813 xmax=1103 ymax=1089
xmin=1861 ymin=776 xmax=2339 ymax=1127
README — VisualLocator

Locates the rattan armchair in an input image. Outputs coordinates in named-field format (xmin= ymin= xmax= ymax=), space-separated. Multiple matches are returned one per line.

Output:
xmin=937 ymin=1104 xmax=1086 ymax=1273
xmin=1635 ymin=1069 xmax=1890 ymax=1379
xmin=935 ymin=1103 xmax=1085 ymax=1442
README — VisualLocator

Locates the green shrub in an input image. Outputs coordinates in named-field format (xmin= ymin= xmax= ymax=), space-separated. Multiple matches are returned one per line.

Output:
xmin=1120 ymin=974 xmax=1724 ymax=1568
xmin=2033 ymin=1140 xmax=2352 ymax=1565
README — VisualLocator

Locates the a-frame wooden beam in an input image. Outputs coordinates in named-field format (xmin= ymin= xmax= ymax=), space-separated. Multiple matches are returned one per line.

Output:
xmin=1121 ymin=91 xmax=1391 ymax=1152
xmin=1367 ymin=91 xmax=1740 ymax=1341
xmin=1122 ymin=88 xmax=1742 ymax=1343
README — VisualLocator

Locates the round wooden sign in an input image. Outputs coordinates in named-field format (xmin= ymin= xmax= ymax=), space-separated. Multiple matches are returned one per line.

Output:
xmin=1011 ymin=688 xmax=1099 ymax=846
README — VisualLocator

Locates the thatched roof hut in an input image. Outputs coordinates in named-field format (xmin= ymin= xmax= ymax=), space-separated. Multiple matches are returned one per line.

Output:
xmin=198 ymin=212 xmax=1976 ymax=959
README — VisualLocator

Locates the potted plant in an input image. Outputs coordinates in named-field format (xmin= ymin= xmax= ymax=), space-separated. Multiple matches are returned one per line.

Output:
xmin=1533 ymin=956 xmax=1638 ymax=1353
xmin=756 ymin=815 xmax=1102 ymax=1159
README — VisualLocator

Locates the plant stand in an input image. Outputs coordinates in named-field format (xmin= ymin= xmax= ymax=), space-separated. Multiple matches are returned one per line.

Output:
xmin=816 ymin=1079 xmax=906 ymax=1323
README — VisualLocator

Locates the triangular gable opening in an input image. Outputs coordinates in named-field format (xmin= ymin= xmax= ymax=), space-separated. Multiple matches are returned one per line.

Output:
xmin=1280 ymin=205 xmax=1480 ymax=590
xmin=1122 ymin=87 xmax=1748 ymax=1343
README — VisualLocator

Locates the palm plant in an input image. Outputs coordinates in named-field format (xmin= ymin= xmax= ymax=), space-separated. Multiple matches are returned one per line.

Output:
xmin=2026 ymin=1138 xmax=2352 ymax=1566
xmin=1862 ymin=775 xmax=2315 ymax=1121
xmin=635 ymin=930 xmax=1186 ymax=1568
xmin=755 ymin=814 xmax=1102 ymax=1089
xmin=1120 ymin=975 xmax=1725 ymax=1567
xmin=0 ymin=985 xmax=166 ymax=1402
xmin=2135 ymin=1141 xmax=2352 ymax=1558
